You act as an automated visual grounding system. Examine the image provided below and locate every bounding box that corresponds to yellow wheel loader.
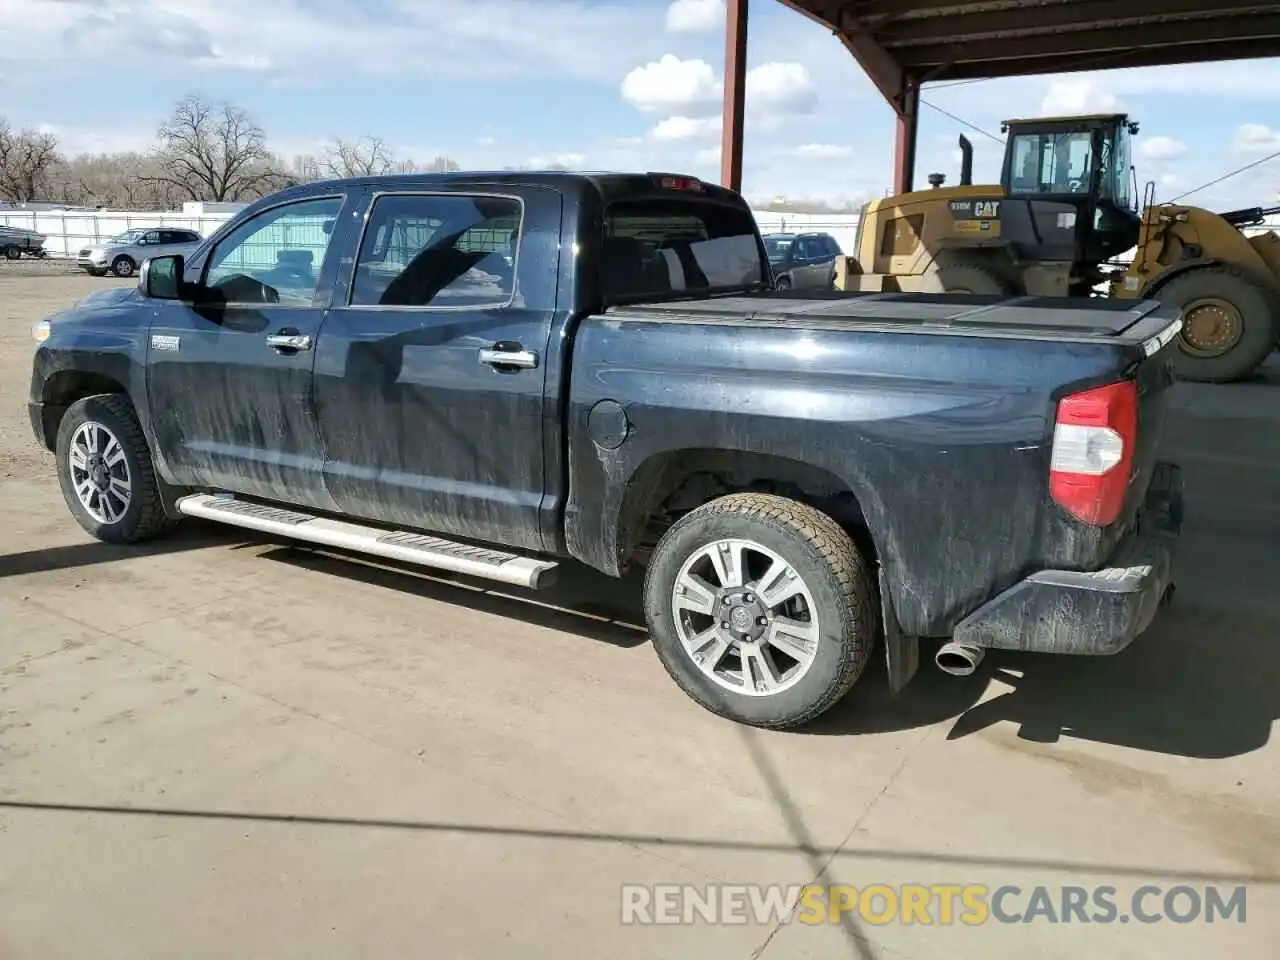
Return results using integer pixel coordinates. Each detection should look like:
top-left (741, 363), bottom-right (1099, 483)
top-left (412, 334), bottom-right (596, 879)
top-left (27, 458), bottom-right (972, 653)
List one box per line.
top-left (836, 113), bottom-right (1280, 382)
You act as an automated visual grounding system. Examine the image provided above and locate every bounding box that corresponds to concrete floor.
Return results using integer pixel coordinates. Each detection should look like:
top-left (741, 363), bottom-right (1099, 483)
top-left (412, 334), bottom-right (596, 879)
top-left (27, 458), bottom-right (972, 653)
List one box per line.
top-left (1, 270), bottom-right (1277, 959)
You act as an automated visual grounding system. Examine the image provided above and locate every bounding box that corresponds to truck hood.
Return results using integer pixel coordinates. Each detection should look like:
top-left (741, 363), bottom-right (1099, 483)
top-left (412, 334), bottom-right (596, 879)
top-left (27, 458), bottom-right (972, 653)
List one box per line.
top-left (76, 286), bottom-right (140, 309)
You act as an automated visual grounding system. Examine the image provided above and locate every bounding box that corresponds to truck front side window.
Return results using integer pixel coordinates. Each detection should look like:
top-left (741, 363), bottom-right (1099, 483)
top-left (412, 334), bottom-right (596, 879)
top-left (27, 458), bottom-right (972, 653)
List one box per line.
top-left (204, 196), bottom-right (344, 305)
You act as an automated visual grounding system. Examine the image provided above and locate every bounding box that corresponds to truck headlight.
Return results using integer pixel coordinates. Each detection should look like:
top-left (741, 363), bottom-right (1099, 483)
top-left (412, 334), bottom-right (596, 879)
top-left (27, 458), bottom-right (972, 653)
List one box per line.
top-left (32, 319), bottom-right (50, 343)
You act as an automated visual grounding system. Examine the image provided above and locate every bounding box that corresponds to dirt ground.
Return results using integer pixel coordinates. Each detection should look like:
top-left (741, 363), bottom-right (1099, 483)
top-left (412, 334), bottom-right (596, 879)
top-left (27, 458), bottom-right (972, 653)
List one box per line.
top-left (1, 271), bottom-right (1278, 959)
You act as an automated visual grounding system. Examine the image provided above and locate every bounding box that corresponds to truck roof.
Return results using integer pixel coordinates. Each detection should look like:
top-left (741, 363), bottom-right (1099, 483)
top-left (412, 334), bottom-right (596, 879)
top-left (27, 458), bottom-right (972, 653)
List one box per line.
top-left (251, 170), bottom-right (749, 211)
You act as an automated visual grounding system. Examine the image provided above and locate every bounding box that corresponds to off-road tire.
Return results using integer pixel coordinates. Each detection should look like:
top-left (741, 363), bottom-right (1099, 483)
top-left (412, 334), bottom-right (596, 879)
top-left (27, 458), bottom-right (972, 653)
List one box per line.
top-left (56, 394), bottom-right (174, 544)
top-left (1154, 266), bottom-right (1277, 383)
top-left (937, 260), bottom-right (1015, 296)
top-left (110, 255), bottom-right (137, 278)
top-left (643, 493), bottom-right (878, 729)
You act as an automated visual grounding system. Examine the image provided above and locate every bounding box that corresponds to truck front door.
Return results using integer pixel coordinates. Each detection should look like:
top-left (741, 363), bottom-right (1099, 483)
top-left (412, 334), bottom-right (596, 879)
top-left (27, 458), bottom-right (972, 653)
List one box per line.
top-left (312, 186), bottom-right (562, 553)
top-left (145, 193), bottom-right (354, 510)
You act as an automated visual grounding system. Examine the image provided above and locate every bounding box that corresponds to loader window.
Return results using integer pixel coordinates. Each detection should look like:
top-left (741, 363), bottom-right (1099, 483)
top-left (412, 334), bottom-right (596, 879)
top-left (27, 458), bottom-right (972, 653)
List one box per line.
top-left (1009, 130), bottom-right (1095, 196)
top-left (1110, 125), bottom-right (1135, 211)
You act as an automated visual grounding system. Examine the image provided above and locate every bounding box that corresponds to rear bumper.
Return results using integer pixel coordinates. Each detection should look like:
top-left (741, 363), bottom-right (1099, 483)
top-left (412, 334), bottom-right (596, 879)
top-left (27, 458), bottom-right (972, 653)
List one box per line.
top-left (952, 461), bottom-right (1183, 656)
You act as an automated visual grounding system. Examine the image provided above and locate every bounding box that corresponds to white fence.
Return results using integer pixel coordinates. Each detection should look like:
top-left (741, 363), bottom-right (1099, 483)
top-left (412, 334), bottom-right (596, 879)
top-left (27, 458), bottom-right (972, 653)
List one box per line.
top-left (0, 206), bottom-right (867, 259)
top-left (3, 205), bottom-right (1276, 263)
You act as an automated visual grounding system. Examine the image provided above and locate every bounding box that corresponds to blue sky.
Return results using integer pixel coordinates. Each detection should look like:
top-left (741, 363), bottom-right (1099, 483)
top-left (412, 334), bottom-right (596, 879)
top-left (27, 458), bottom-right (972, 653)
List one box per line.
top-left (4, 0), bottom-right (1280, 208)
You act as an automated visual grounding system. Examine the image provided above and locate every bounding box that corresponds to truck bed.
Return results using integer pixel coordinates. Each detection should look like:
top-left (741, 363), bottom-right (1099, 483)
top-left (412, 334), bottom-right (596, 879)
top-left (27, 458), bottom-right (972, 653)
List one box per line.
top-left (608, 291), bottom-right (1181, 348)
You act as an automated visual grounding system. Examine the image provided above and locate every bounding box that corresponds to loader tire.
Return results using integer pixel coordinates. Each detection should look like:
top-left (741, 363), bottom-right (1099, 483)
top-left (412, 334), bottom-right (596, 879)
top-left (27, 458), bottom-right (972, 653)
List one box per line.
top-left (936, 261), bottom-right (1015, 296)
top-left (1155, 267), bottom-right (1277, 383)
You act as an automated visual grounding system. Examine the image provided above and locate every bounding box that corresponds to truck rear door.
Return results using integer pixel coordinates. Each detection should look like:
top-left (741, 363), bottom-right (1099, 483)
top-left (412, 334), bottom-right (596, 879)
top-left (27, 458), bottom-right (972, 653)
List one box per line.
top-left (311, 183), bottom-right (564, 553)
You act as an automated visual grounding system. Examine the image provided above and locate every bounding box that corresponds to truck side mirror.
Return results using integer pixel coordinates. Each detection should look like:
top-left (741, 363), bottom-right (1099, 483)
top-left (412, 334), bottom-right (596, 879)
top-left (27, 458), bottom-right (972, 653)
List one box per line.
top-left (139, 254), bottom-right (185, 300)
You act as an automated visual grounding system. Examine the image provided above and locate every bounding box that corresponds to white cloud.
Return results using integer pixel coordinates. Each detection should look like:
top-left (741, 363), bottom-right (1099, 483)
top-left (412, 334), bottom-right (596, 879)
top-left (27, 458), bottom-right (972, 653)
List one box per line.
top-left (33, 123), bottom-right (157, 157)
top-left (477, 136), bottom-right (496, 146)
top-left (1040, 79), bottom-right (1119, 116)
top-left (1233, 124), bottom-right (1280, 155)
top-left (0, 0), bottom-right (668, 84)
top-left (747, 62), bottom-right (817, 116)
top-left (665, 0), bottom-right (723, 33)
top-left (622, 55), bottom-right (722, 114)
top-left (650, 116), bottom-right (721, 141)
top-left (790, 143), bottom-right (853, 160)
top-left (624, 56), bottom-right (816, 139)
top-left (527, 152), bottom-right (586, 169)
top-left (694, 145), bottom-right (722, 166)
top-left (1136, 136), bottom-right (1187, 162)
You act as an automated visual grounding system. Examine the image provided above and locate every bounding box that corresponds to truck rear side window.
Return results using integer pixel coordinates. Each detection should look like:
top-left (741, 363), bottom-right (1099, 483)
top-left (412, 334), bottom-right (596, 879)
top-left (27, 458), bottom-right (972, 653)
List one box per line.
top-left (350, 194), bottom-right (523, 308)
top-left (602, 199), bottom-right (764, 301)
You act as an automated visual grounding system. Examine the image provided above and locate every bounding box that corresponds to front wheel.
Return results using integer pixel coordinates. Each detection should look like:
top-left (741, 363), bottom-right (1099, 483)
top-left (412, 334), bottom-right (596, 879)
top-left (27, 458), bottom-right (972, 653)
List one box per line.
top-left (111, 255), bottom-right (136, 278)
top-left (1156, 266), bottom-right (1277, 382)
top-left (3, 245), bottom-right (21, 260)
top-left (643, 493), bottom-right (878, 729)
top-left (774, 276), bottom-right (792, 292)
top-left (55, 394), bottom-right (174, 543)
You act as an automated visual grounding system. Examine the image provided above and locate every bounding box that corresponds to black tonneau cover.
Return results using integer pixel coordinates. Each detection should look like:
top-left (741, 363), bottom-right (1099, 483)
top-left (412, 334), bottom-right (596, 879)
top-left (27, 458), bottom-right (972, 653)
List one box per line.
top-left (609, 291), bottom-right (1181, 347)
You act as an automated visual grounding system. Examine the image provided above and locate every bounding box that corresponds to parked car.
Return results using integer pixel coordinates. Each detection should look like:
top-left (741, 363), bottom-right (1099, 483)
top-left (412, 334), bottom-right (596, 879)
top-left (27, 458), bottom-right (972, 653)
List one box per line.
top-left (77, 227), bottom-right (204, 278)
top-left (29, 171), bottom-right (1184, 729)
top-left (1, 224), bottom-right (48, 260)
top-left (763, 231), bottom-right (843, 290)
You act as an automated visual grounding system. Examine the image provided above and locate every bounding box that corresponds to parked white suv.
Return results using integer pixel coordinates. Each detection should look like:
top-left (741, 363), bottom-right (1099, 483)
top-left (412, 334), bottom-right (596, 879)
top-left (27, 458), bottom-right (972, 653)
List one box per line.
top-left (78, 228), bottom-right (203, 278)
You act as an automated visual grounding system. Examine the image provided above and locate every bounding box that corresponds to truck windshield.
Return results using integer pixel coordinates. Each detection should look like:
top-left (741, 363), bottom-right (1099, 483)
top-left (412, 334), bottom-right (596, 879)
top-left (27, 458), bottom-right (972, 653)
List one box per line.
top-left (602, 199), bottom-right (766, 302)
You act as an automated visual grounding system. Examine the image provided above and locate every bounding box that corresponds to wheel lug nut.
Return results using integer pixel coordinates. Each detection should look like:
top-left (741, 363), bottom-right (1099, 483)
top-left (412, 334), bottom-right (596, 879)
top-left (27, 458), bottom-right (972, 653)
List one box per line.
top-left (722, 596), bottom-right (732, 606)
top-left (721, 621), bottom-right (730, 629)
top-left (743, 593), bottom-right (754, 603)
top-left (757, 616), bottom-right (768, 626)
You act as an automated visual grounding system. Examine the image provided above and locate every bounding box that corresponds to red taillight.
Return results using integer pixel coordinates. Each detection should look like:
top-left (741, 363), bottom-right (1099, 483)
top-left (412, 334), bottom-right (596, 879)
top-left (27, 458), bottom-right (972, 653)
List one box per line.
top-left (1049, 380), bottom-right (1138, 526)
top-left (651, 173), bottom-right (704, 192)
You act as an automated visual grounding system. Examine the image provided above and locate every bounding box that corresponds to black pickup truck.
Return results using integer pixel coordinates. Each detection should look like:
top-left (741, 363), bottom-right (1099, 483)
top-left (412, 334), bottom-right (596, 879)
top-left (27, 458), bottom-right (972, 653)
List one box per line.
top-left (29, 171), bottom-right (1185, 729)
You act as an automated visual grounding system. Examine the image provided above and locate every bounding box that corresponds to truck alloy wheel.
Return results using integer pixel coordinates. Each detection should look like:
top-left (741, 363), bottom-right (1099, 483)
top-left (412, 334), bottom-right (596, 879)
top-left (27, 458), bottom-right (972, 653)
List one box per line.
top-left (643, 493), bottom-right (877, 729)
top-left (55, 394), bottom-right (173, 543)
top-left (67, 420), bottom-right (133, 524)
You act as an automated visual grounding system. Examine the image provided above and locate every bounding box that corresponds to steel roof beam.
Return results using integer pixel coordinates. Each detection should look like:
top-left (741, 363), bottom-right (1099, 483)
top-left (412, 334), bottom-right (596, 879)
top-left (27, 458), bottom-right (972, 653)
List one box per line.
top-left (878, 0), bottom-right (1278, 48)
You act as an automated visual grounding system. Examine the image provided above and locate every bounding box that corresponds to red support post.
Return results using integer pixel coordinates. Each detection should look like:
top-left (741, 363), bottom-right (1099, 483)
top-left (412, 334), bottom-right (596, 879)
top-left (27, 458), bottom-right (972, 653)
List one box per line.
top-left (893, 77), bottom-right (920, 195)
top-left (720, 0), bottom-right (749, 193)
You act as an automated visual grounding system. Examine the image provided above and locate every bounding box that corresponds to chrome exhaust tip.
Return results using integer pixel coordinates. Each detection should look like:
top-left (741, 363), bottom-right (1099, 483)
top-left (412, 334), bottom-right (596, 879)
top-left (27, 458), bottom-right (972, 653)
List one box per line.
top-left (935, 642), bottom-right (985, 678)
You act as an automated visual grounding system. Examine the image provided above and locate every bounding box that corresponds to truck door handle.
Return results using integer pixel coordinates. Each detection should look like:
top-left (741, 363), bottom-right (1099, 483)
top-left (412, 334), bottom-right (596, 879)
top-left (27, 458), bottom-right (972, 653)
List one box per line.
top-left (479, 346), bottom-right (538, 370)
top-left (266, 333), bottom-right (313, 352)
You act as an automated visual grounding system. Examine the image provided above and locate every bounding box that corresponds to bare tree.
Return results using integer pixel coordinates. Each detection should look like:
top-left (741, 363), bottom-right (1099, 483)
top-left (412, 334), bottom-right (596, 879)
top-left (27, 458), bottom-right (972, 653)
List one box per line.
top-left (0, 118), bottom-right (62, 203)
top-left (145, 94), bottom-right (284, 202)
top-left (421, 155), bottom-right (461, 173)
top-left (320, 136), bottom-right (395, 178)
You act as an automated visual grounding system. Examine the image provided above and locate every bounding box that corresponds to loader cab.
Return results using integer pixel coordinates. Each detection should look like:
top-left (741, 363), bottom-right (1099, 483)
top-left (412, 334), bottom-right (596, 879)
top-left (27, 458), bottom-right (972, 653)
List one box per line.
top-left (1001, 113), bottom-right (1143, 264)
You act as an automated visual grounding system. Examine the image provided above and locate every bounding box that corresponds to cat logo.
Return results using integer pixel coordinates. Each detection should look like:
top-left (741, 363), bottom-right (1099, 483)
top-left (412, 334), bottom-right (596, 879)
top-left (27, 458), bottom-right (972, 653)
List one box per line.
top-left (974, 200), bottom-right (1001, 219)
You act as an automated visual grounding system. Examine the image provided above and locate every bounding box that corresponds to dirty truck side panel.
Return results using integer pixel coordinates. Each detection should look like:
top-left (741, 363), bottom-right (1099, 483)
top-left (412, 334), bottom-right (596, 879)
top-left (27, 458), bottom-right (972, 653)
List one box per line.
top-left (564, 314), bottom-right (1133, 637)
top-left (144, 191), bottom-right (361, 511)
top-left (311, 184), bottom-right (565, 554)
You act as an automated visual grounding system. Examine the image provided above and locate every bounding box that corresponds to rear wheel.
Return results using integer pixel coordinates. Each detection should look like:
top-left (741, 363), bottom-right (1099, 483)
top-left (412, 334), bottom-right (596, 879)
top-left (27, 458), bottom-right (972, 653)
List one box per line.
top-left (1155, 266), bottom-right (1277, 382)
top-left (3, 245), bottom-right (21, 260)
top-left (775, 276), bottom-right (792, 292)
top-left (643, 493), bottom-right (877, 729)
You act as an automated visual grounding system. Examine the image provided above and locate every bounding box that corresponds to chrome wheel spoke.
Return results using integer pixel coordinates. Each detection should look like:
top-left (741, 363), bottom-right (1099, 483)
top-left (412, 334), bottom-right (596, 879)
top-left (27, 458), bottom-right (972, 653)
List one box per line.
top-left (709, 540), bottom-right (747, 589)
top-left (756, 559), bottom-right (803, 609)
top-left (766, 617), bottom-right (819, 663)
top-left (686, 626), bottom-right (730, 673)
top-left (741, 645), bottom-right (781, 694)
top-left (102, 437), bottom-right (126, 468)
top-left (70, 445), bottom-right (88, 471)
top-left (674, 572), bottom-right (718, 616)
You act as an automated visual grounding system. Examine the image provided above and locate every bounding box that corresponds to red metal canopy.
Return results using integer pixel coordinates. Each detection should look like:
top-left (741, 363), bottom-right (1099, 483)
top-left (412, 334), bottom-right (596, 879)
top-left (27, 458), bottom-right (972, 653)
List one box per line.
top-left (721, 0), bottom-right (1280, 195)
